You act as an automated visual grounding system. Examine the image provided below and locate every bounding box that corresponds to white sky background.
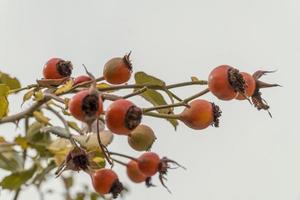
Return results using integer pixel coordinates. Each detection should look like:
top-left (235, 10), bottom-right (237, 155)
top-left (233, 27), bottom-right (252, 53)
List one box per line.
top-left (0, 0), bottom-right (299, 199)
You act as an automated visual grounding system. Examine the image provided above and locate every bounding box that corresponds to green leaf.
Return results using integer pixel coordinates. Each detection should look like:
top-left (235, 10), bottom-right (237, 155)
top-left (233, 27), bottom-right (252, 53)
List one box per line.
top-left (32, 160), bottom-right (56, 185)
top-left (27, 122), bottom-right (45, 141)
top-left (33, 111), bottom-right (50, 125)
top-left (134, 72), bottom-right (178, 129)
top-left (0, 71), bottom-right (21, 90)
top-left (14, 136), bottom-right (29, 149)
top-left (22, 89), bottom-right (34, 105)
top-left (0, 151), bottom-right (23, 172)
top-left (67, 121), bottom-right (81, 133)
top-left (62, 176), bottom-right (74, 189)
top-left (0, 84), bottom-right (9, 118)
top-left (0, 165), bottom-right (36, 190)
top-left (26, 122), bottom-right (52, 157)
top-left (0, 138), bottom-right (23, 171)
top-left (41, 126), bottom-right (71, 139)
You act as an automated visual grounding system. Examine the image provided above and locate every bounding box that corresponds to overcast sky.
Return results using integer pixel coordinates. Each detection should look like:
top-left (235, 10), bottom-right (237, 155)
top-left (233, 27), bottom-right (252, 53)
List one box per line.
top-left (0, 0), bottom-right (299, 200)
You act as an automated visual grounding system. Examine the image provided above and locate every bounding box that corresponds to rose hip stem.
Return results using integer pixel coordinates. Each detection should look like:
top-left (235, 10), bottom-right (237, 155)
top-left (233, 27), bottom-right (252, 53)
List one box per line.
top-left (109, 152), bottom-right (138, 161)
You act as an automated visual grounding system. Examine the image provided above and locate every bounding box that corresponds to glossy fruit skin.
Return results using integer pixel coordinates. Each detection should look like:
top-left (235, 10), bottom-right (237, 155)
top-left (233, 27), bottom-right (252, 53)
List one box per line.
top-left (180, 99), bottom-right (214, 130)
top-left (103, 57), bottom-right (131, 84)
top-left (43, 58), bottom-right (72, 79)
top-left (68, 90), bottom-right (103, 123)
top-left (127, 160), bottom-right (147, 183)
top-left (105, 99), bottom-right (141, 135)
top-left (236, 72), bottom-right (256, 100)
top-left (74, 75), bottom-right (92, 85)
top-left (208, 65), bottom-right (237, 100)
top-left (92, 169), bottom-right (118, 195)
top-left (128, 124), bottom-right (156, 151)
top-left (138, 152), bottom-right (160, 177)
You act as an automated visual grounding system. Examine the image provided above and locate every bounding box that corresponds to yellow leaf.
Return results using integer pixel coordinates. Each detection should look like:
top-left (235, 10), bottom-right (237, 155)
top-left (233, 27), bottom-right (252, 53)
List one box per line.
top-left (0, 71), bottom-right (21, 90)
top-left (22, 89), bottom-right (34, 104)
top-left (64, 98), bottom-right (70, 109)
top-left (0, 84), bottom-right (9, 118)
top-left (34, 90), bottom-right (44, 101)
top-left (0, 136), bottom-right (6, 143)
top-left (62, 109), bottom-right (71, 116)
top-left (191, 76), bottom-right (200, 82)
top-left (55, 79), bottom-right (74, 95)
top-left (67, 121), bottom-right (81, 133)
top-left (96, 83), bottom-right (116, 93)
top-left (14, 136), bottom-right (29, 150)
top-left (33, 111), bottom-right (50, 125)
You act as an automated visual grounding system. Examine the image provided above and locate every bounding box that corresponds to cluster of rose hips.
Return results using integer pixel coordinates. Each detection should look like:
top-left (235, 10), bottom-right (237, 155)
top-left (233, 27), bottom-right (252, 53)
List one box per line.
top-left (41, 54), bottom-right (279, 198)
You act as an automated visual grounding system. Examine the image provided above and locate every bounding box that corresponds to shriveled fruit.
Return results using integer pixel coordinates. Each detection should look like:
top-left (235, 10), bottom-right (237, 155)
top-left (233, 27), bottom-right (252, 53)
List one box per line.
top-left (73, 75), bottom-right (92, 85)
top-left (179, 99), bottom-right (221, 130)
top-left (137, 152), bottom-right (160, 177)
top-left (92, 169), bottom-right (123, 198)
top-left (208, 65), bottom-right (245, 100)
top-left (127, 160), bottom-right (147, 183)
top-left (137, 152), bottom-right (185, 192)
top-left (103, 53), bottom-right (132, 84)
top-left (235, 72), bottom-right (256, 100)
top-left (105, 99), bottom-right (142, 135)
top-left (128, 124), bottom-right (156, 151)
top-left (68, 89), bottom-right (103, 124)
top-left (43, 58), bottom-right (73, 79)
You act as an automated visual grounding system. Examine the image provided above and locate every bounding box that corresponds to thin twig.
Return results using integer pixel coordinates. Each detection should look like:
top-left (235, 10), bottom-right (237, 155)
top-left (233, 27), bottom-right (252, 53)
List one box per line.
top-left (109, 152), bottom-right (138, 161)
top-left (45, 105), bottom-right (77, 146)
top-left (0, 96), bottom-right (51, 124)
top-left (143, 88), bottom-right (210, 113)
top-left (143, 112), bottom-right (181, 119)
top-left (123, 87), bottom-right (147, 99)
top-left (96, 119), bottom-right (113, 165)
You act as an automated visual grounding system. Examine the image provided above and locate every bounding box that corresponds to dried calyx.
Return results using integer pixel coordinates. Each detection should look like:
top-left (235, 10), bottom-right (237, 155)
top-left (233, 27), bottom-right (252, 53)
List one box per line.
top-left (125, 105), bottom-right (142, 130)
top-left (251, 70), bottom-right (281, 116)
top-left (157, 157), bottom-right (186, 193)
top-left (82, 94), bottom-right (100, 117)
top-left (123, 51), bottom-right (133, 71)
top-left (55, 147), bottom-right (90, 177)
top-left (212, 103), bottom-right (222, 127)
top-left (110, 180), bottom-right (124, 199)
top-left (57, 60), bottom-right (73, 77)
top-left (228, 67), bottom-right (246, 94)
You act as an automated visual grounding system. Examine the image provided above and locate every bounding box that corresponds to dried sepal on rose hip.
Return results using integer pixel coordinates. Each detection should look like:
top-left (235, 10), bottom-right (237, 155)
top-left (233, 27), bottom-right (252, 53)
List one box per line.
top-left (128, 124), bottom-right (156, 151)
top-left (105, 99), bottom-right (142, 135)
top-left (179, 99), bottom-right (222, 130)
top-left (137, 152), bottom-right (185, 192)
top-left (92, 168), bottom-right (124, 199)
top-left (248, 70), bottom-right (281, 116)
top-left (208, 65), bottom-right (246, 100)
top-left (43, 58), bottom-right (73, 79)
top-left (103, 52), bottom-right (132, 85)
top-left (55, 146), bottom-right (90, 176)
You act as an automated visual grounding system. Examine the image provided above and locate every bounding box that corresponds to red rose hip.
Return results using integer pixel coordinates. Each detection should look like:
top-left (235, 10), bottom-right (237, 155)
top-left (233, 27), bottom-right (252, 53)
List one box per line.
top-left (92, 169), bottom-right (123, 198)
top-left (43, 58), bottom-right (73, 79)
top-left (208, 65), bottom-right (245, 100)
top-left (103, 53), bottom-right (132, 84)
top-left (68, 89), bottom-right (103, 124)
top-left (105, 99), bottom-right (142, 135)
